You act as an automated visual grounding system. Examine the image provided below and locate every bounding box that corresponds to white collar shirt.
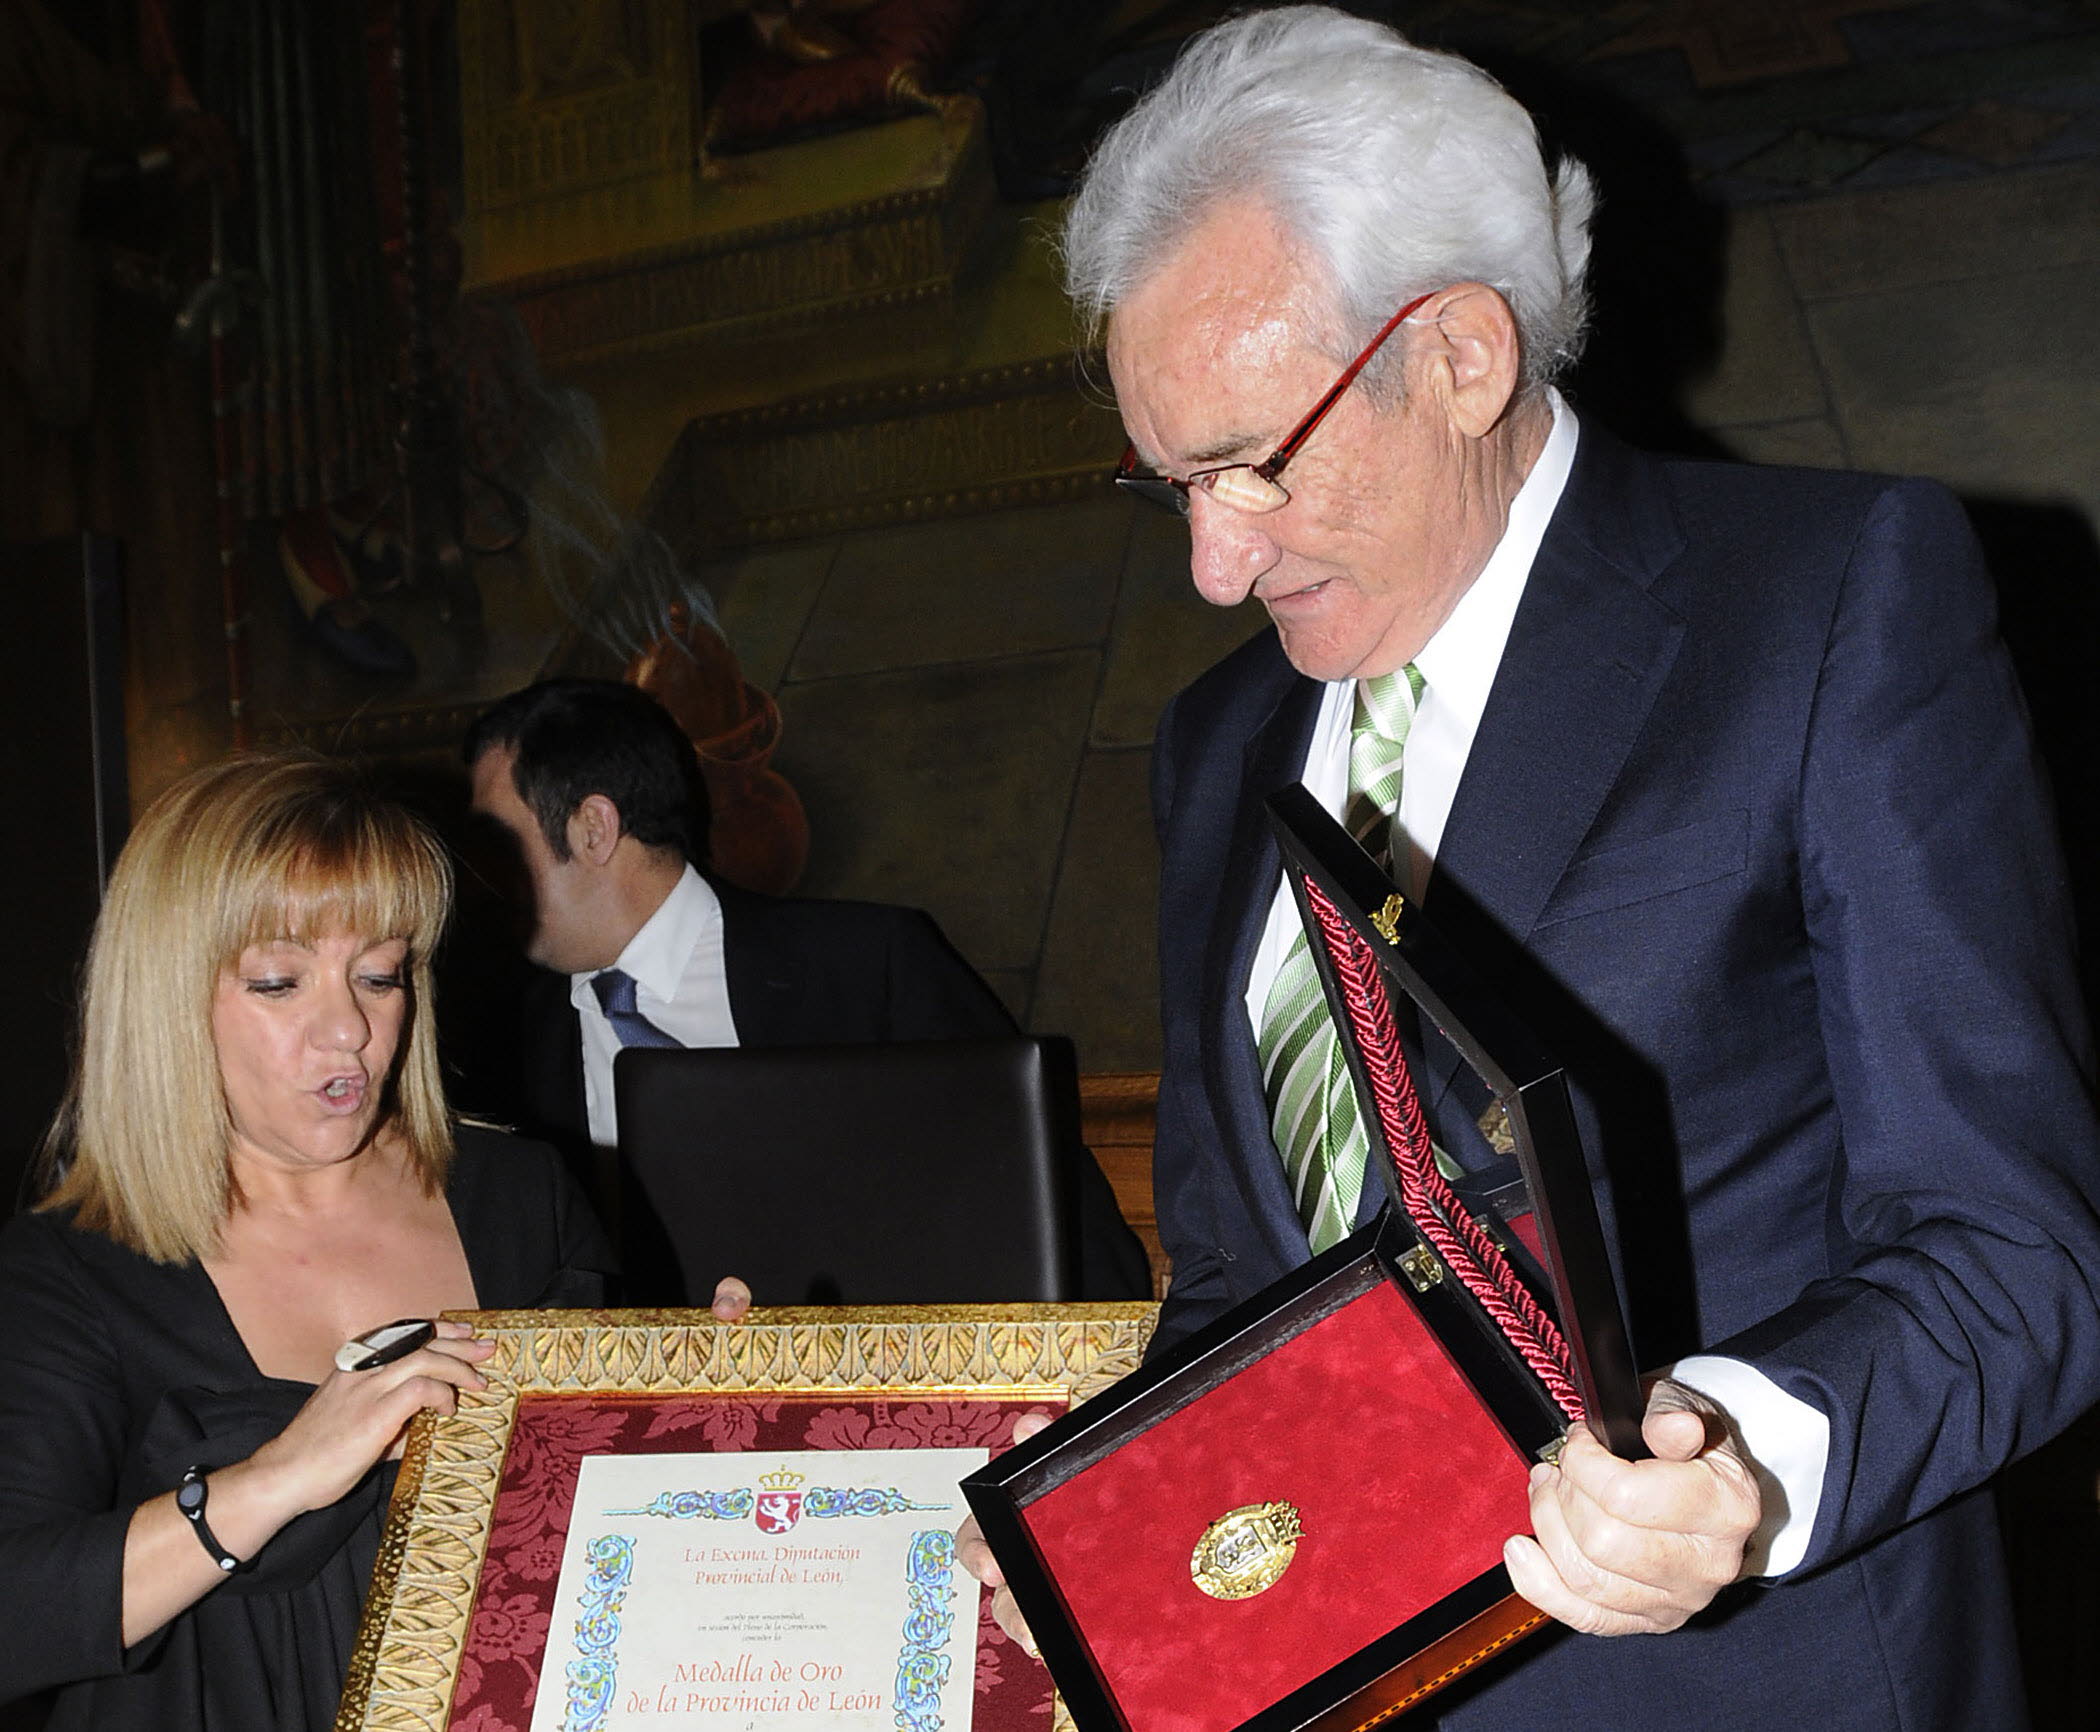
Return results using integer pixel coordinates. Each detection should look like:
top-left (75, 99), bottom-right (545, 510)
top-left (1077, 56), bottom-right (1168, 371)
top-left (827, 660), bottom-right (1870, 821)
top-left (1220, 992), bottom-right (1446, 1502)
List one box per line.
top-left (571, 863), bottom-right (738, 1148)
top-left (1242, 388), bottom-right (1577, 1028)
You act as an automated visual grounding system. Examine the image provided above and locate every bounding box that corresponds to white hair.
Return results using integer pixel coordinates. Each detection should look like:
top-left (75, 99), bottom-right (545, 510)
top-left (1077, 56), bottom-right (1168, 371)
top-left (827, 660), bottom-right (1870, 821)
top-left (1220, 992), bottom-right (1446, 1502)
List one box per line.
top-left (1063, 6), bottom-right (1596, 388)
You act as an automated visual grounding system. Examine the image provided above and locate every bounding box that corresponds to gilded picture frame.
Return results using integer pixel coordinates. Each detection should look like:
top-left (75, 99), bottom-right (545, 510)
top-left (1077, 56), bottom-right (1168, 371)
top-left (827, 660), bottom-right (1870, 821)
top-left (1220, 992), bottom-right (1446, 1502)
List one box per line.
top-left (335, 1303), bottom-right (1157, 1732)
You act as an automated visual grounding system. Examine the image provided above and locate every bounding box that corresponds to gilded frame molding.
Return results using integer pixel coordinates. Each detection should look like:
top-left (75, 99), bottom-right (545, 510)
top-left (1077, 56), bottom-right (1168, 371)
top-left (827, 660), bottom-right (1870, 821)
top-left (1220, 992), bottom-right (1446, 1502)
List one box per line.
top-left (335, 1303), bottom-right (1157, 1732)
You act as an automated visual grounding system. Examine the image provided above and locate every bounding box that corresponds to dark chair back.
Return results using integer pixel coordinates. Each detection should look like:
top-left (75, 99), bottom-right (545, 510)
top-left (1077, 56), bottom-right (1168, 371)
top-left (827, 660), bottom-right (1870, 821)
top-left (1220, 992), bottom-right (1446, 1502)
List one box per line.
top-left (612, 1037), bottom-right (1084, 1305)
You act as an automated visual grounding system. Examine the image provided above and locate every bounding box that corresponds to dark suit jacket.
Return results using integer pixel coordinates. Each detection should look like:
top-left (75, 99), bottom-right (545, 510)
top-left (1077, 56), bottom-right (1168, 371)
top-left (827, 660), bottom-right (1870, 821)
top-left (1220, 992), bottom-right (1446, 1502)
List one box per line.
top-left (511, 881), bottom-right (1150, 1302)
top-left (1150, 421), bottom-right (2100, 1728)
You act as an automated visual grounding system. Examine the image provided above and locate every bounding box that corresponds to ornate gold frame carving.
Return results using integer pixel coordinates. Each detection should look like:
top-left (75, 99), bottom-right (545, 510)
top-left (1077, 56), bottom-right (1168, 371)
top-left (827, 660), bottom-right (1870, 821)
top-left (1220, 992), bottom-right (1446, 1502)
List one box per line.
top-left (335, 1303), bottom-right (1156, 1732)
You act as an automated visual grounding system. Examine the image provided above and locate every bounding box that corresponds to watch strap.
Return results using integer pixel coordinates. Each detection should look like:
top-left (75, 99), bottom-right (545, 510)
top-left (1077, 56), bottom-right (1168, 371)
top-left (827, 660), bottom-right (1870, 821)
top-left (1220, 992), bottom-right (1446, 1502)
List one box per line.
top-left (176, 1465), bottom-right (246, 1575)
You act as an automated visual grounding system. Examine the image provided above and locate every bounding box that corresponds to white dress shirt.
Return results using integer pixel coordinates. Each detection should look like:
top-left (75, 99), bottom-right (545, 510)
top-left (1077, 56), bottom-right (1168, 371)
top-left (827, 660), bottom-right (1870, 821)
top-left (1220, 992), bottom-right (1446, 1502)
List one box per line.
top-left (1239, 392), bottom-right (1826, 1575)
top-left (572, 864), bottom-right (739, 1149)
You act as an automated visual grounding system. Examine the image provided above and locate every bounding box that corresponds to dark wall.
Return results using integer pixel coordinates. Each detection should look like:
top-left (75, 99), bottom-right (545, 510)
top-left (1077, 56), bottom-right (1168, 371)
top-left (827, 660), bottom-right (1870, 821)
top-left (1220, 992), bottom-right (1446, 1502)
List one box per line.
top-left (0, 536), bottom-right (127, 1210)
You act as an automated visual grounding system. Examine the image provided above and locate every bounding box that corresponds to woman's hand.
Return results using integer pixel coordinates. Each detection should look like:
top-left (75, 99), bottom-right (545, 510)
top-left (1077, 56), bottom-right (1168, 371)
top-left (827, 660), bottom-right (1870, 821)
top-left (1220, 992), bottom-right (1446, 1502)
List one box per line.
top-left (122, 1321), bottom-right (494, 1648)
top-left (237, 1320), bottom-right (496, 1521)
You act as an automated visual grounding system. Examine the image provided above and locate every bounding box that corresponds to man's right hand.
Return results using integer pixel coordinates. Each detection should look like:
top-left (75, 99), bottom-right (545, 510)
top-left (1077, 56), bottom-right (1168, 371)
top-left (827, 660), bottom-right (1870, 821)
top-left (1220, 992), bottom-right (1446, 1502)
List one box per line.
top-left (955, 1412), bottom-right (1052, 1656)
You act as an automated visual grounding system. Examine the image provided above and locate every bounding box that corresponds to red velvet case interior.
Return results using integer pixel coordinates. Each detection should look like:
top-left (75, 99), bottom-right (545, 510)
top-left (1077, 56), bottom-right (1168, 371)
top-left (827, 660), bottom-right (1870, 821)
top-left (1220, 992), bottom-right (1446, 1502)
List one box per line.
top-left (1018, 1282), bottom-right (1533, 1732)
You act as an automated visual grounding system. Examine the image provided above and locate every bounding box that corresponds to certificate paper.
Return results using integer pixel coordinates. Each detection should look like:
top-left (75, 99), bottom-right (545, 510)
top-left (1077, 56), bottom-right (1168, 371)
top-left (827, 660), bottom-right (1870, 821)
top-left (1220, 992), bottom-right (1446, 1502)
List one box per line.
top-left (531, 1448), bottom-right (988, 1732)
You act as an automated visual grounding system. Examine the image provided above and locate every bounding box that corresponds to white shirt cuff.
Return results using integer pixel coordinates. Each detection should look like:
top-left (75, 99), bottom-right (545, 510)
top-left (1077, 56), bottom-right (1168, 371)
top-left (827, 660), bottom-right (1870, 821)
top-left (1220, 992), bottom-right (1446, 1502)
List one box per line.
top-left (1664, 1354), bottom-right (1830, 1578)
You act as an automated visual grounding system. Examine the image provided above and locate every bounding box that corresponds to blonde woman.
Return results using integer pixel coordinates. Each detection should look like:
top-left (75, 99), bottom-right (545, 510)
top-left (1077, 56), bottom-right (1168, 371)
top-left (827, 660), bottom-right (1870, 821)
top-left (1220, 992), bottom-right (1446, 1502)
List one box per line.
top-left (0, 753), bottom-right (615, 1731)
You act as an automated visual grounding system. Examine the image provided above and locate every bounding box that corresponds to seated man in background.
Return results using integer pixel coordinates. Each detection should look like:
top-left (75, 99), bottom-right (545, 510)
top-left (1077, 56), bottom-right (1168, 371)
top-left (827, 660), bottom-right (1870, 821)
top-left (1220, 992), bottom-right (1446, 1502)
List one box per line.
top-left (464, 678), bottom-right (1150, 1301)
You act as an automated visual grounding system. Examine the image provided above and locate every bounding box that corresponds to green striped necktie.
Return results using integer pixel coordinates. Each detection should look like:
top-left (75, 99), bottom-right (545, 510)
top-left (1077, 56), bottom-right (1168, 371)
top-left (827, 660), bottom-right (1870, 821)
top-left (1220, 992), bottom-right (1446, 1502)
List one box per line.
top-left (1258, 665), bottom-right (1425, 1253)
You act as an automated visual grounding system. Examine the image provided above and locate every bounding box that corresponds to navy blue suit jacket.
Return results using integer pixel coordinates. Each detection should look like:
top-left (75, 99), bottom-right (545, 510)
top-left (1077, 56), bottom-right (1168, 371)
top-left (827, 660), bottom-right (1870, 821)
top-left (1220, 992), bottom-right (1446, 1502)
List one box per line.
top-left (1149, 421), bottom-right (2100, 1727)
top-left (517, 882), bottom-right (1022, 1139)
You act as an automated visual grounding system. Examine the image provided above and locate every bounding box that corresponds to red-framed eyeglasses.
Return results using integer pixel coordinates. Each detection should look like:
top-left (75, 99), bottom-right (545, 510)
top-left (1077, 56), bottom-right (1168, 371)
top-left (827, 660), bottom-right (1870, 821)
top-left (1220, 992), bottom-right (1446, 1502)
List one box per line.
top-left (1115, 289), bottom-right (1437, 517)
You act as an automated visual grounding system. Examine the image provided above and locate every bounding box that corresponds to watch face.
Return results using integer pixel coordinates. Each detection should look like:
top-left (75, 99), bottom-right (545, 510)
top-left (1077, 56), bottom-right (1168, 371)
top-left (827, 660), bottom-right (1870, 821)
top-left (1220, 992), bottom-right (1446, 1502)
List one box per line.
top-left (177, 1476), bottom-right (205, 1515)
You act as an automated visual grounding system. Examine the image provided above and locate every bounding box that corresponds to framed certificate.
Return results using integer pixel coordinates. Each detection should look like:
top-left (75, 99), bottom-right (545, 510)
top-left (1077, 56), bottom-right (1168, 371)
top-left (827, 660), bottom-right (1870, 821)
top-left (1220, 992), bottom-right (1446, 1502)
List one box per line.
top-left (336, 1304), bottom-right (1156, 1732)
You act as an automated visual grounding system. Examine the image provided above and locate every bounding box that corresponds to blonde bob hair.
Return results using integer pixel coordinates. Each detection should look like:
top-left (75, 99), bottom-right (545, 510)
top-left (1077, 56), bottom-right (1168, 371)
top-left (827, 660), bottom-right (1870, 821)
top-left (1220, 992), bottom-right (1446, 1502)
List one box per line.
top-left (41, 751), bottom-right (455, 1263)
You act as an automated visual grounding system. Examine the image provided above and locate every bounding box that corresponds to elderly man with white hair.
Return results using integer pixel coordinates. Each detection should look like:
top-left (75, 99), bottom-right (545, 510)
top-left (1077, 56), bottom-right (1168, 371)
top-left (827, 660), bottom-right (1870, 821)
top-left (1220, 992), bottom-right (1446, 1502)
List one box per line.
top-left (963, 7), bottom-right (2100, 1727)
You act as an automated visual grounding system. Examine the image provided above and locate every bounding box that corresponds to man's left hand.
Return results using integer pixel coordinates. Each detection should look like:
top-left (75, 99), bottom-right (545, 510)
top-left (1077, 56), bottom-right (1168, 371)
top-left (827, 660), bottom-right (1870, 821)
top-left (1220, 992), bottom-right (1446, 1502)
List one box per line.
top-left (1502, 1381), bottom-right (1762, 1636)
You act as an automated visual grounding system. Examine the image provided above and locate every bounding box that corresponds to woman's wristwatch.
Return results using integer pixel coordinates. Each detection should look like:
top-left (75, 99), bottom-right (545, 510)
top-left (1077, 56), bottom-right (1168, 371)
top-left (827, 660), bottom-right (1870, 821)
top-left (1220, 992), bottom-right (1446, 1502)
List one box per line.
top-left (176, 1466), bottom-right (249, 1575)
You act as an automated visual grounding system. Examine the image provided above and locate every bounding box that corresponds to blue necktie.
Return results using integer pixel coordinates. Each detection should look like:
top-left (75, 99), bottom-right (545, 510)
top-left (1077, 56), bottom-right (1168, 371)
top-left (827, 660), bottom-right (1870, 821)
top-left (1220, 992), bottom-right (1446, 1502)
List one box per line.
top-left (590, 968), bottom-right (682, 1049)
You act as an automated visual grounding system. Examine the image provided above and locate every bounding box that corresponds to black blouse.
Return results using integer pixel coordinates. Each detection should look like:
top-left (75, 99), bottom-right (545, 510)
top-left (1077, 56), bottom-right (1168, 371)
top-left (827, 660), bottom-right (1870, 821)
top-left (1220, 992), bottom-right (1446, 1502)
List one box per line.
top-left (0, 1127), bottom-right (614, 1731)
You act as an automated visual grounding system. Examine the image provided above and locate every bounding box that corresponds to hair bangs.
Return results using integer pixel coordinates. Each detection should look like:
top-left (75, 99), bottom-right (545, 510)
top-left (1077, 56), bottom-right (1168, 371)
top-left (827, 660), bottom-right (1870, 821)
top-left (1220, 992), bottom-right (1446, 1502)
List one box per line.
top-left (218, 794), bottom-right (451, 970)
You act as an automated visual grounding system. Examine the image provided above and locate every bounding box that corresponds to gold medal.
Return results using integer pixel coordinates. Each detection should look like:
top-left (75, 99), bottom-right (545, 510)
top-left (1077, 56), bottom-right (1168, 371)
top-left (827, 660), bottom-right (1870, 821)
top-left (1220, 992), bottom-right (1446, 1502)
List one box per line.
top-left (1190, 1501), bottom-right (1304, 1600)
